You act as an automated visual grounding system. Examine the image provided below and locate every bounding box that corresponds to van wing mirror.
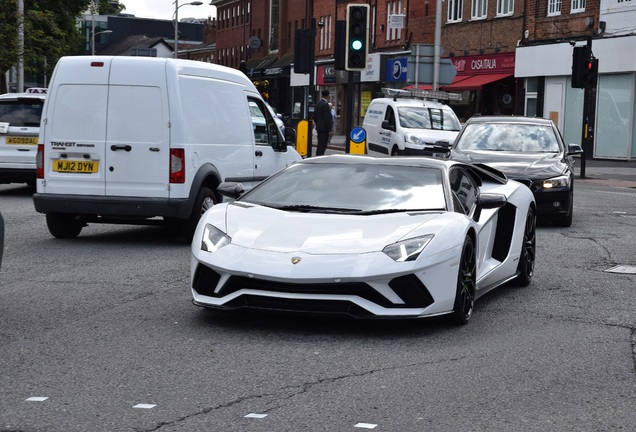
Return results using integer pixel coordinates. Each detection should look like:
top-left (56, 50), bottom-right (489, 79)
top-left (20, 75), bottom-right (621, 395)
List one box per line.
top-left (285, 127), bottom-right (296, 146)
top-left (217, 182), bottom-right (245, 200)
top-left (381, 120), bottom-right (396, 132)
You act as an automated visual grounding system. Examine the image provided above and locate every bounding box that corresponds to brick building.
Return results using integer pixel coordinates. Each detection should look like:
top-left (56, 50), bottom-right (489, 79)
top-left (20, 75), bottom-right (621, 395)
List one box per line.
top-left (209, 0), bottom-right (634, 159)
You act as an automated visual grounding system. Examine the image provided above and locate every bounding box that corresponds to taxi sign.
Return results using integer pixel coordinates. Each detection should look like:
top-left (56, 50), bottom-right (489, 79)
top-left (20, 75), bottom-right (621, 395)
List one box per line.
top-left (26, 87), bottom-right (47, 94)
top-left (350, 127), bottom-right (366, 144)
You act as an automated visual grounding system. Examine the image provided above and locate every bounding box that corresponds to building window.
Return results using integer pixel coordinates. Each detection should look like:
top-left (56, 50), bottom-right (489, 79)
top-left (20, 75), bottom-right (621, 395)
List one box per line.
top-left (472, 0), bottom-right (488, 20)
top-left (548, 0), bottom-right (562, 16)
top-left (447, 0), bottom-right (463, 22)
top-left (269, 0), bottom-right (279, 52)
top-left (524, 77), bottom-right (538, 117)
top-left (496, 0), bottom-right (514, 16)
top-left (387, 0), bottom-right (403, 42)
top-left (130, 48), bottom-right (157, 57)
top-left (571, 0), bottom-right (585, 12)
top-left (319, 15), bottom-right (332, 51)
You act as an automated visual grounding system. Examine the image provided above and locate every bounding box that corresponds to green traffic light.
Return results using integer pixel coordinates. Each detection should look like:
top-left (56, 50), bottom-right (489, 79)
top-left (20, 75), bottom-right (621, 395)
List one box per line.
top-left (351, 39), bottom-right (363, 51)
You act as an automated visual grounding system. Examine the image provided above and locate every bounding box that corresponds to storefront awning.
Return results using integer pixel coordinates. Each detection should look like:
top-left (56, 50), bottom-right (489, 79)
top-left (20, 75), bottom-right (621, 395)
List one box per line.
top-left (441, 73), bottom-right (512, 91)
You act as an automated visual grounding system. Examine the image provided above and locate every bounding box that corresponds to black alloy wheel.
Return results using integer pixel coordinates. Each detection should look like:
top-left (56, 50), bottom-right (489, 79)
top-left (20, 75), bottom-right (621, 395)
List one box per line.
top-left (515, 207), bottom-right (536, 286)
top-left (450, 235), bottom-right (476, 325)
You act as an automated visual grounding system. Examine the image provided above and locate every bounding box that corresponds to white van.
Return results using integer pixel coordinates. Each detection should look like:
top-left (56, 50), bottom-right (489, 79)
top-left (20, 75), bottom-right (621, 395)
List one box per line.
top-left (0, 88), bottom-right (46, 185)
top-left (33, 56), bottom-right (300, 239)
top-left (363, 94), bottom-right (461, 157)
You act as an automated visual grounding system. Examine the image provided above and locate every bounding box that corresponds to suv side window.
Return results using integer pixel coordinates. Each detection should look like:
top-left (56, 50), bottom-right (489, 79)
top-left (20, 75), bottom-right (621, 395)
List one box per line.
top-left (449, 167), bottom-right (478, 216)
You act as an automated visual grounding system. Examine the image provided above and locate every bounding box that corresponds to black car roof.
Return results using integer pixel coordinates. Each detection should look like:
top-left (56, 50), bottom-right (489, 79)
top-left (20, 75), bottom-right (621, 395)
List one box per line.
top-left (465, 115), bottom-right (554, 126)
top-left (297, 154), bottom-right (508, 185)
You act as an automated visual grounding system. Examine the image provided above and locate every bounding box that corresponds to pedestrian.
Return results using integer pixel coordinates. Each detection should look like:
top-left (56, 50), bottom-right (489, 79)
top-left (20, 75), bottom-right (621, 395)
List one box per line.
top-left (328, 103), bottom-right (336, 145)
top-left (314, 89), bottom-right (333, 156)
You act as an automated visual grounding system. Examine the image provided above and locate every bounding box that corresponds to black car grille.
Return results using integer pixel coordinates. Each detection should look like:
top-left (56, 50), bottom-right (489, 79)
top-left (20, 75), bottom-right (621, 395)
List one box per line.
top-left (192, 264), bottom-right (434, 311)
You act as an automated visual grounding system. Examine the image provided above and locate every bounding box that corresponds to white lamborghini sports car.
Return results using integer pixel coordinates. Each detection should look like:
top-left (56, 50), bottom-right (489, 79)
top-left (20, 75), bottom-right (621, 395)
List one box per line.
top-left (191, 155), bottom-right (536, 324)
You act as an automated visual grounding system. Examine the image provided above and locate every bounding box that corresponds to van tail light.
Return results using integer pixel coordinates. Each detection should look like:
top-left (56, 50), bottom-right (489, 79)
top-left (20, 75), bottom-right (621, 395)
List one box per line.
top-left (170, 148), bottom-right (185, 184)
top-left (36, 144), bottom-right (44, 179)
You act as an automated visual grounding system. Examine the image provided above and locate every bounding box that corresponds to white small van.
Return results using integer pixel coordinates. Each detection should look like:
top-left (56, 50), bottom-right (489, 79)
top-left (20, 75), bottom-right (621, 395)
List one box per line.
top-left (33, 56), bottom-right (300, 239)
top-left (363, 95), bottom-right (461, 157)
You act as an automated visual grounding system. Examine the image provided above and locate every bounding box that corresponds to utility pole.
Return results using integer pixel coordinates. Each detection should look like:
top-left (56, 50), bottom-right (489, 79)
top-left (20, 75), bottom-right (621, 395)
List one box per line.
top-left (17, 0), bottom-right (24, 92)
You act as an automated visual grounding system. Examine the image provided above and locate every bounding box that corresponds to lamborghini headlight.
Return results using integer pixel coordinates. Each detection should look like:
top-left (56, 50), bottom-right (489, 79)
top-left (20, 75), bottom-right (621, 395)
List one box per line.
top-left (383, 234), bottom-right (434, 262)
top-left (404, 133), bottom-right (426, 146)
top-left (541, 175), bottom-right (570, 189)
top-left (201, 224), bottom-right (231, 253)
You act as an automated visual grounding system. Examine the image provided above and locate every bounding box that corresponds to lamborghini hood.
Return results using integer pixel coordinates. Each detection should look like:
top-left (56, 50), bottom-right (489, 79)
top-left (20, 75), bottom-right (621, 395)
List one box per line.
top-left (219, 203), bottom-right (442, 254)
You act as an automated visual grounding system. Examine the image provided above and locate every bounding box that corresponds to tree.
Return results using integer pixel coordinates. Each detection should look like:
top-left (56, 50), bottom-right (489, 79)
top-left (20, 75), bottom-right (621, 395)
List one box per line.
top-left (0, 0), bottom-right (126, 93)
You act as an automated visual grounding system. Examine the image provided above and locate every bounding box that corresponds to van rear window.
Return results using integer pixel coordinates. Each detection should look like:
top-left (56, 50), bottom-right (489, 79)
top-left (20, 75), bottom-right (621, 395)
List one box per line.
top-left (0, 100), bottom-right (44, 127)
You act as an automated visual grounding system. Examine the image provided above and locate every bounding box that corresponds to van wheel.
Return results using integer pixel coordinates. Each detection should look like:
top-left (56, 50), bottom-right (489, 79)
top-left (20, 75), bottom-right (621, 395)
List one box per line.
top-left (391, 146), bottom-right (399, 156)
top-left (182, 186), bottom-right (217, 239)
top-left (46, 213), bottom-right (83, 239)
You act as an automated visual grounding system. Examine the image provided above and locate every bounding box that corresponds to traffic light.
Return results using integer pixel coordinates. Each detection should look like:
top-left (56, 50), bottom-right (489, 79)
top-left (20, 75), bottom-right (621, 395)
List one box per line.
top-left (583, 57), bottom-right (598, 87)
top-left (294, 28), bottom-right (312, 74)
top-left (571, 46), bottom-right (598, 88)
top-left (345, 4), bottom-right (369, 71)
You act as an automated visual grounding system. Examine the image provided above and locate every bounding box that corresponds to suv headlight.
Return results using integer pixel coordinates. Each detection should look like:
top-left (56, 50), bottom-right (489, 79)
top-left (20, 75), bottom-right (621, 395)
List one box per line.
top-left (383, 234), bottom-right (434, 262)
top-left (540, 175), bottom-right (571, 189)
top-left (404, 133), bottom-right (427, 146)
top-left (201, 224), bottom-right (231, 253)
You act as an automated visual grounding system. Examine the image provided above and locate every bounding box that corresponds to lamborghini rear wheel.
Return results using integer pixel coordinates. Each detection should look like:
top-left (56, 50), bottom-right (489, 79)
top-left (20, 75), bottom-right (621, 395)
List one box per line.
top-left (450, 236), bottom-right (476, 325)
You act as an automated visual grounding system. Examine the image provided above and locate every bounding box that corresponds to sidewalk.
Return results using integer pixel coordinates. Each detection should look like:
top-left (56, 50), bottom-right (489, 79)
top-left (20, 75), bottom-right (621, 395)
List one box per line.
top-left (322, 134), bottom-right (636, 187)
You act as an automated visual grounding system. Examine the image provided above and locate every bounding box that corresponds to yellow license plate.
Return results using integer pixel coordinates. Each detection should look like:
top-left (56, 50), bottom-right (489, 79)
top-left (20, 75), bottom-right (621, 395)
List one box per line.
top-left (53, 160), bottom-right (99, 173)
top-left (6, 136), bottom-right (38, 145)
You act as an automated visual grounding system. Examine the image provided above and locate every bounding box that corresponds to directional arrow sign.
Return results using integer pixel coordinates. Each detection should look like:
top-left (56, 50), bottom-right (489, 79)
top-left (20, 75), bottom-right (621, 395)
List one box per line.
top-left (350, 127), bottom-right (366, 143)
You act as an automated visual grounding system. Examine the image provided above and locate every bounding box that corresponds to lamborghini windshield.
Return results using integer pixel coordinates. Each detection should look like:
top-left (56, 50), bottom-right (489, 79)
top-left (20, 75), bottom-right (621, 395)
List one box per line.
top-left (239, 162), bottom-right (447, 212)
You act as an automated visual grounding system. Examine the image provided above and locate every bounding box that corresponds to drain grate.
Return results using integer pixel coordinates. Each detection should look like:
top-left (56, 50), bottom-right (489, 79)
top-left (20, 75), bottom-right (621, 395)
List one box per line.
top-left (605, 265), bottom-right (636, 274)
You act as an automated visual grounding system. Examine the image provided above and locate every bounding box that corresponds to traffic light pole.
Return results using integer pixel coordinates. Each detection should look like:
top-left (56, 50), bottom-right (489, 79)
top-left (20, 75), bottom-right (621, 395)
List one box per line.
top-left (307, 18), bottom-right (316, 158)
top-left (579, 36), bottom-right (594, 179)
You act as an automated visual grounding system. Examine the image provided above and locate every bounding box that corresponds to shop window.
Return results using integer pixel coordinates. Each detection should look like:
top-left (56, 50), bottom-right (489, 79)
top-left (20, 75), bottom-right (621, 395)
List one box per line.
top-left (524, 77), bottom-right (538, 117)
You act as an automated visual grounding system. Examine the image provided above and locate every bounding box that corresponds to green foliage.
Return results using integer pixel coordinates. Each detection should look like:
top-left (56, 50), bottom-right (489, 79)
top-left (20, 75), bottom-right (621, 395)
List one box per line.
top-left (0, 0), bottom-right (125, 92)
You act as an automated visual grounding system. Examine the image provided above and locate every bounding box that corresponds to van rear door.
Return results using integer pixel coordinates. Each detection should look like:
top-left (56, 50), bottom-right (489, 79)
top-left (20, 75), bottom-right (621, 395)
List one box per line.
top-left (105, 58), bottom-right (170, 197)
top-left (42, 58), bottom-right (110, 196)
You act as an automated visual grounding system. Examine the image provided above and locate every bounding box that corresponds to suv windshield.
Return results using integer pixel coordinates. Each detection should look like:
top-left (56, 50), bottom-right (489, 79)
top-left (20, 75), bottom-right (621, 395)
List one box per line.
top-left (0, 99), bottom-right (43, 127)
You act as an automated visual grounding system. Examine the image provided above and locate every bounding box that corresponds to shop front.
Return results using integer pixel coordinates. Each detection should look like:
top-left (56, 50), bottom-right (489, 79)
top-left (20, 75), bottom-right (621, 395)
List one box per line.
top-left (443, 52), bottom-right (517, 121)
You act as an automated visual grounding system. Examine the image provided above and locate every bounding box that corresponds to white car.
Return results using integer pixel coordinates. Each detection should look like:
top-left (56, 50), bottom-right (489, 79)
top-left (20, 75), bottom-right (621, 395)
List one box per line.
top-left (191, 154), bottom-right (536, 324)
top-left (0, 88), bottom-right (46, 185)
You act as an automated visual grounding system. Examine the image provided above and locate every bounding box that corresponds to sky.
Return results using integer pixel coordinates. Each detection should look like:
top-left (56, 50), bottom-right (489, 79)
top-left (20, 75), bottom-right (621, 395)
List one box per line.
top-left (123, 1), bottom-right (216, 21)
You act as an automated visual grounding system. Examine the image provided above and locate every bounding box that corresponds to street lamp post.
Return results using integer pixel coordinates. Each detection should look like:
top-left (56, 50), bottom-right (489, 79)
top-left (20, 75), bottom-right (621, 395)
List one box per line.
top-left (174, 1), bottom-right (203, 59)
top-left (91, 29), bottom-right (113, 55)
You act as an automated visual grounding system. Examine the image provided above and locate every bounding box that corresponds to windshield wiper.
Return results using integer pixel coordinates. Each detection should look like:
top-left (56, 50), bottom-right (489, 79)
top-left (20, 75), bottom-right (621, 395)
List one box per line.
top-left (271, 204), bottom-right (362, 213)
top-left (355, 208), bottom-right (444, 215)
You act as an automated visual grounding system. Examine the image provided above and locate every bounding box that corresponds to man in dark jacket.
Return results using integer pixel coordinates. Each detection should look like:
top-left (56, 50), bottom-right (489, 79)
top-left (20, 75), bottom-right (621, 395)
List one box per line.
top-left (314, 89), bottom-right (334, 156)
